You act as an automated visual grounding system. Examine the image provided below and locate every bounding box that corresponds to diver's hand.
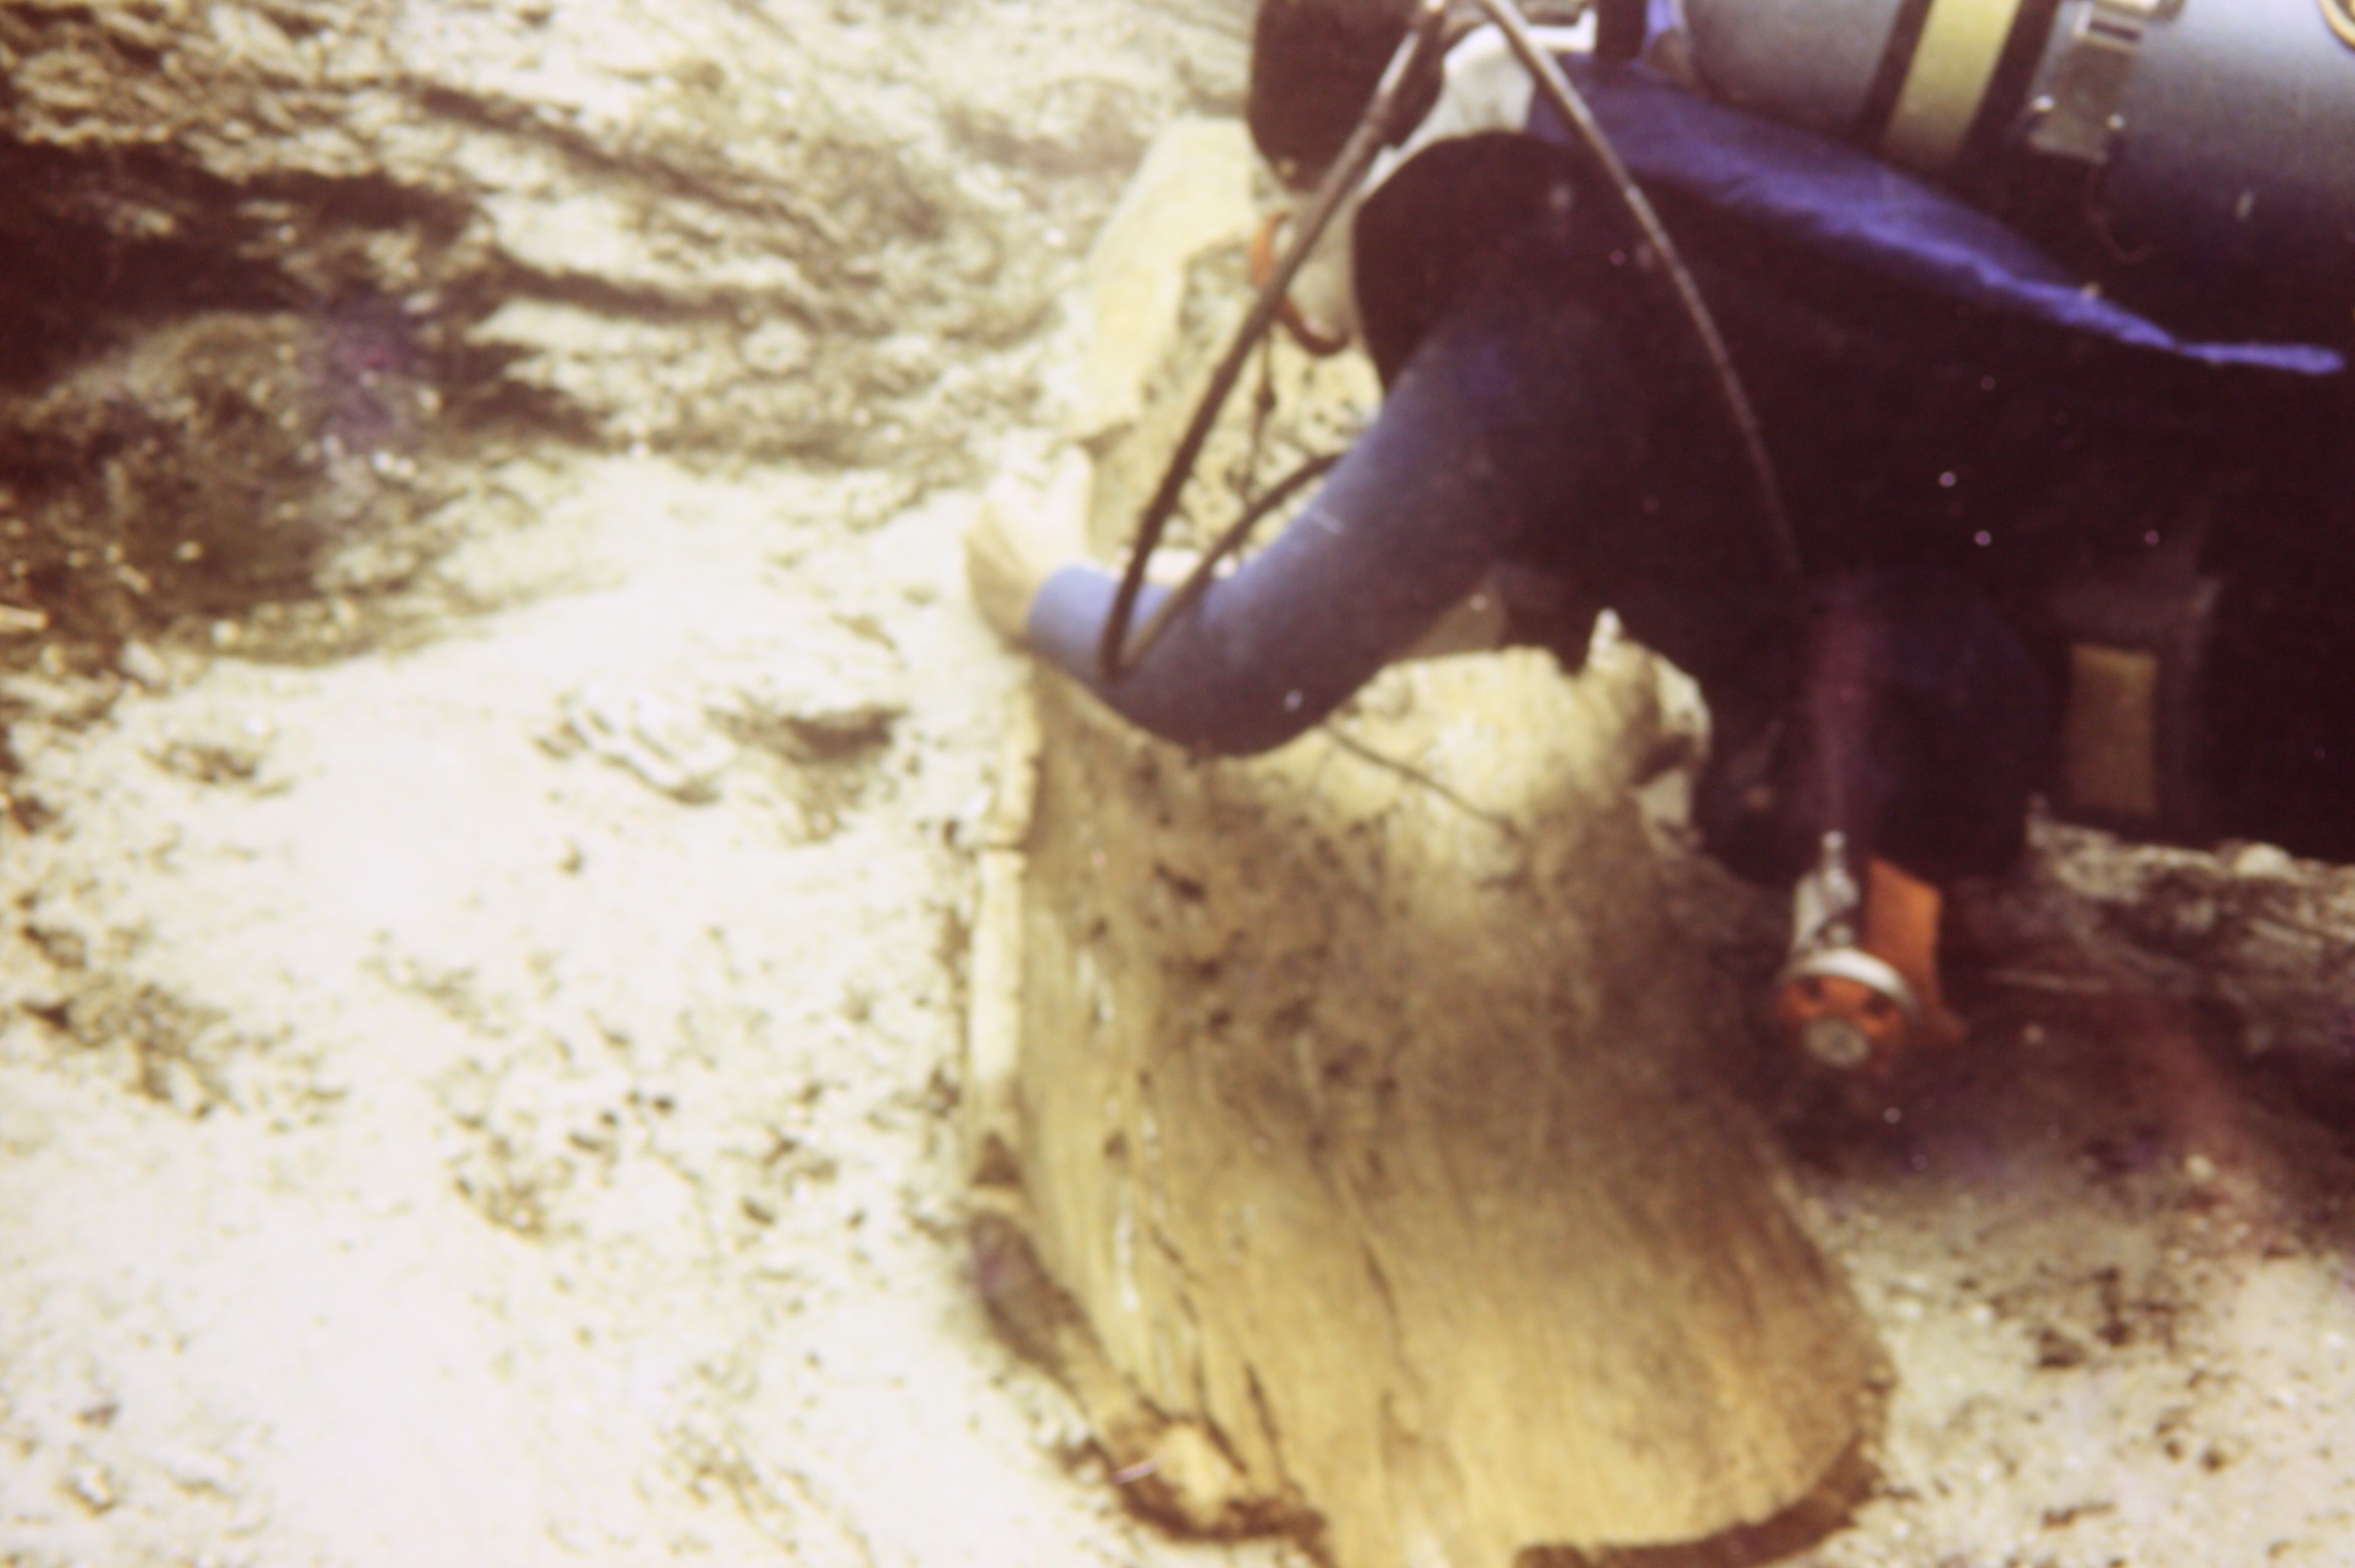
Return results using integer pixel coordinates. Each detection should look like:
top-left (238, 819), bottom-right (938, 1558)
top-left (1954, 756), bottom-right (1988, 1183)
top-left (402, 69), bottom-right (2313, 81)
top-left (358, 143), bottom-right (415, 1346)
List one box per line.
top-left (964, 455), bottom-right (1092, 647)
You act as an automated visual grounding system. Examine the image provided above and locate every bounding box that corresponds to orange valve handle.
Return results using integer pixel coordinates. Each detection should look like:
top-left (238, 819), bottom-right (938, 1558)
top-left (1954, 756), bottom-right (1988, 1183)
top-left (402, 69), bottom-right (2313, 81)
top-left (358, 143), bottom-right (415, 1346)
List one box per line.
top-left (1862, 856), bottom-right (1964, 1051)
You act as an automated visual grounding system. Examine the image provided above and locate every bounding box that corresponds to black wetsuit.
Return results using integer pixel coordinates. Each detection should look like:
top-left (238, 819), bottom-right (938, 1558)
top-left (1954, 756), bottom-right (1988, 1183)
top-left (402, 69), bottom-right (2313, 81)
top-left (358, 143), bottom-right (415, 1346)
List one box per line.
top-left (1030, 70), bottom-right (2350, 879)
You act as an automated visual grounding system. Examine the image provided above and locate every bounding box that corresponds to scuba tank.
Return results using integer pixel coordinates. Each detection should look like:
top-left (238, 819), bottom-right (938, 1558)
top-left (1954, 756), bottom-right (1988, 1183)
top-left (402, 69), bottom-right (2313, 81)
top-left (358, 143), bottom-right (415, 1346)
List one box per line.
top-left (1680, 0), bottom-right (2355, 338)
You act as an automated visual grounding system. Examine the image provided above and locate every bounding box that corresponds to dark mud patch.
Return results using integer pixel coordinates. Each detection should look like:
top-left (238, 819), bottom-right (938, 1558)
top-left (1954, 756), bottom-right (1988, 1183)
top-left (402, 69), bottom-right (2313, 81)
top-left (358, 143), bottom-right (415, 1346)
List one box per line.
top-left (0, 308), bottom-right (467, 670)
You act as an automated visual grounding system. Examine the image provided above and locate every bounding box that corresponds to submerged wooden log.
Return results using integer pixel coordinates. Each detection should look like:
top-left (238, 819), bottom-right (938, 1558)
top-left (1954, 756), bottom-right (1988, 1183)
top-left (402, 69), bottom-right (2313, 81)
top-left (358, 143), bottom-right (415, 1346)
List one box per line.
top-left (968, 640), bottom-right (1888, 1568)
top-left (1952, 821), bottom-right (2355, 1059)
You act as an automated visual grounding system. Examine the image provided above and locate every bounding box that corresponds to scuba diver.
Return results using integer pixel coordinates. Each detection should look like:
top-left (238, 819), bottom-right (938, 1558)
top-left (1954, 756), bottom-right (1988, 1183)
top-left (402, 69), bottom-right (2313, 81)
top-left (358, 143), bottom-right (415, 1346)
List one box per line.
top-left (966, 0), bottom-right (2355, 1078)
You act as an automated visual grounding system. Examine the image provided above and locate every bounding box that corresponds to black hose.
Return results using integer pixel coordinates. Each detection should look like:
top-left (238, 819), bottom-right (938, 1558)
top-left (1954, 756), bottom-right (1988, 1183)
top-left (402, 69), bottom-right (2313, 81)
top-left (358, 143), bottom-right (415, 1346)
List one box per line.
top-left (1104, 451), bottom-right (1344, 670)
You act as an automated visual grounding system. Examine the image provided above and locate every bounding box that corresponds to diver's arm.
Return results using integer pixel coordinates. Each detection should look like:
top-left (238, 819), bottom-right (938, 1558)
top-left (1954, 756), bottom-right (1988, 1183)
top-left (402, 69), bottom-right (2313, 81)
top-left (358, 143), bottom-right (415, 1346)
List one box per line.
top-left (1014, 279), bottom-right (1638, 755)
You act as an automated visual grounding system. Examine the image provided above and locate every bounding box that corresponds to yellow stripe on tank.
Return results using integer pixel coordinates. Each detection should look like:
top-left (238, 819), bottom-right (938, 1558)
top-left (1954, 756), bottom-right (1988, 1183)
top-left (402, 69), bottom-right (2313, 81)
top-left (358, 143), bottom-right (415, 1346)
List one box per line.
top-left (1884, 0), bottom-right (2026, 171)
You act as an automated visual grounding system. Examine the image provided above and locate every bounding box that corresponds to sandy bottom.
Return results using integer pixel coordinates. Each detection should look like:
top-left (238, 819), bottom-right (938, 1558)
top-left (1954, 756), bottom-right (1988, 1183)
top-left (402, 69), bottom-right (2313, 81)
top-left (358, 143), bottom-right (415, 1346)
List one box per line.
top-left (1, 444), bottom-right (2351, 1566)
top-left (0, 448), bottom-right (1296, 1567)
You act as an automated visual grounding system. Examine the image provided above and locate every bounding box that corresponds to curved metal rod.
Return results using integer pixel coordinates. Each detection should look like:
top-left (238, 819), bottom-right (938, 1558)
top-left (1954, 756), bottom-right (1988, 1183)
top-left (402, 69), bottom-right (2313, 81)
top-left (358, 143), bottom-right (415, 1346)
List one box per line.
top-left (1460, 0), bottom-right (1799, 589)
top-left (1097, 0), bottom-right (1453, 683)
